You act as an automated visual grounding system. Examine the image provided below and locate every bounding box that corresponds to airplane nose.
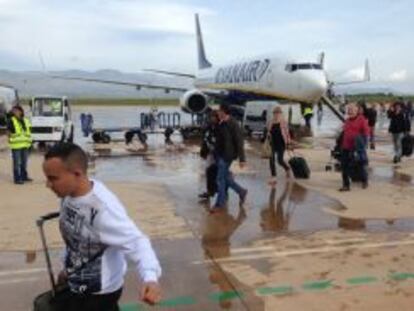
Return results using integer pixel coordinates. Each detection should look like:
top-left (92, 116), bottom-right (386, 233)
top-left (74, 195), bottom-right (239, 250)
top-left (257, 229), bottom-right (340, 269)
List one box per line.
top-left (304, 73), bottom-right (328, 101)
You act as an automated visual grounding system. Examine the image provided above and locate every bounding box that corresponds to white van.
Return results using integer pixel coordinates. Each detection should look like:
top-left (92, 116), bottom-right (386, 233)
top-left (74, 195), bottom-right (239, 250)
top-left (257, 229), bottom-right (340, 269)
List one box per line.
top-left (30, 96), bottom-right (74, 143)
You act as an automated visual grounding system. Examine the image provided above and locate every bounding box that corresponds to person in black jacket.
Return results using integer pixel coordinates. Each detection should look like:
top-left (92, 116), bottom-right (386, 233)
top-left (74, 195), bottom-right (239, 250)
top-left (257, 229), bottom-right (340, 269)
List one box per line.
top-left (388, 102), bottom-right (410, 163)
top-left (212, 104), bottom-right (247, 211)
top-left (364, 103), bottom-right (378, 150)
top-left (199, 110), bottom-right (219, 201)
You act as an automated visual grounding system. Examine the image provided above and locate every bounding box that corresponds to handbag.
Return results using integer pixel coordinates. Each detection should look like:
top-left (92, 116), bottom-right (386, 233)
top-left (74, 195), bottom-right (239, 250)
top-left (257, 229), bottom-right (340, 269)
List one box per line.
top-left (262, 134), bottom-right (272, 158)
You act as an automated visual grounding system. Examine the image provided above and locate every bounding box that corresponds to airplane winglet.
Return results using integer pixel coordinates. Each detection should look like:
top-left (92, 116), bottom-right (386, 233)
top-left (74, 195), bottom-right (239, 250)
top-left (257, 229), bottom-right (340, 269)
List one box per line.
top-left (195, 14), bottom-right (212, 70)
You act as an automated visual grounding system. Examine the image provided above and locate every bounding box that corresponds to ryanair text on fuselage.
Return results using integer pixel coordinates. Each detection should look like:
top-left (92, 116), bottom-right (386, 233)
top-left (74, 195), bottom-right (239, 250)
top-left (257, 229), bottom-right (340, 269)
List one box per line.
top-left (215, 59), bottom-right (270, 84)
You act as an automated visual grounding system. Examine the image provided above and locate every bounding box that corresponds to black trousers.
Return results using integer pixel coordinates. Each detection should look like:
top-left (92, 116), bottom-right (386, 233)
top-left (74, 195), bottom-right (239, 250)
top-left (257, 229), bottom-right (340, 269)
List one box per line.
top-left (341, 150), bottom-right (367, 187)
top-left (62, 288), bottom-right (122, 311)
top-left (269, 145), bottom-right (289, 177)
top-left (206, 163), bottom-right (218, 195)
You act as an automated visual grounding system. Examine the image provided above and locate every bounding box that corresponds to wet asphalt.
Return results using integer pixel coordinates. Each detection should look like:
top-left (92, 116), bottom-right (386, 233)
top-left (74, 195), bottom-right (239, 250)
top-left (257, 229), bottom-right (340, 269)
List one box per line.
top-left (1, 106), bottom-right (414, 310)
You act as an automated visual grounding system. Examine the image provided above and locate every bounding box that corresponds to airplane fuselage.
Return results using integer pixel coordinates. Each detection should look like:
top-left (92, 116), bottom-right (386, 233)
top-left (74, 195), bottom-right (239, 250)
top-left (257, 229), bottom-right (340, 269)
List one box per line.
top-left (194, 54), bottom-right (328, 104)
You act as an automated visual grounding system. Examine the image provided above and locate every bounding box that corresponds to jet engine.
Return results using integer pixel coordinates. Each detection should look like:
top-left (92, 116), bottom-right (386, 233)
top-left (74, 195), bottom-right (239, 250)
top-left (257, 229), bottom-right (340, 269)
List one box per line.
top-left (180, 89), bottom-right (208, 114)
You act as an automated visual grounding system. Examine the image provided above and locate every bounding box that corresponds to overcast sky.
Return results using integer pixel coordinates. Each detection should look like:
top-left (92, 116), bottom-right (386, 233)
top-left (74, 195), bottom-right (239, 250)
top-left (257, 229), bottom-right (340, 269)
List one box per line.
top-left (0, 0), bottom-right (413, 92)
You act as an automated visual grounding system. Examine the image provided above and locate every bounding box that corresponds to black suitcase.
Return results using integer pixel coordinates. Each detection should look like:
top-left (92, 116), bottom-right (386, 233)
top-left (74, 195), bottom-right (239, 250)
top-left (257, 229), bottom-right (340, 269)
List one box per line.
top-left (349, 162), bottom-right (363, 182)
top-left (402, 134), bottom-right (414, 157)
top-left (33, 212), bottom-right (71, 311)
top-left (289, 155), bottom-right (310, 179)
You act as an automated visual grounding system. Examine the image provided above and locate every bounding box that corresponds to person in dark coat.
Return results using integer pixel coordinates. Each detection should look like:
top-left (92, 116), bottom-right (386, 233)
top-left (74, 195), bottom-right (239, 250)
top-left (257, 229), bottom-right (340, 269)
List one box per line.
top-left (199, 110), bottom-right (219, 201)
top-left (212, 104), bottom-right (247, 211)
top-left (339, 103), bottom-right (370, 191)
top-left (388, 102), bottom-right (411, 163)
top-left (364, 103), bottom-right (378, 150)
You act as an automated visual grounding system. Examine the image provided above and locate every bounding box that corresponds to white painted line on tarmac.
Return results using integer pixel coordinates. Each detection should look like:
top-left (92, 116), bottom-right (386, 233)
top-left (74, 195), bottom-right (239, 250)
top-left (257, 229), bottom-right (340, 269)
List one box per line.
top-left (194, 239), bottom-right (414, 265)
top-left (231, 246), bottom-right (275, 254)
top-left (0, 267), bottom-right (46, 277)
top-left (0, 277), bottom-right (40, 286)
top-left (324, 238), bottom-right (367, 245)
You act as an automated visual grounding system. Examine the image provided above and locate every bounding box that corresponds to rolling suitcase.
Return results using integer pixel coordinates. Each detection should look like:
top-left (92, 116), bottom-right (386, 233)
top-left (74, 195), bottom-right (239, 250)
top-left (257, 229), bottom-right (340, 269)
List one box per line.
top-left (288, 153), bottom-right (311, 179)
top-left (402, 134), bottom-right (414, 157)
top-left (33, 212), bottom-right (71, 311)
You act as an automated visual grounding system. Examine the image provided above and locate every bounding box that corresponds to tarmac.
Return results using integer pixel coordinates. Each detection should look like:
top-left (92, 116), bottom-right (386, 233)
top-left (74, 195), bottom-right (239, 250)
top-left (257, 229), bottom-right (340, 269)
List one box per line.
top-left (1, 107), bottom-right (414, 310)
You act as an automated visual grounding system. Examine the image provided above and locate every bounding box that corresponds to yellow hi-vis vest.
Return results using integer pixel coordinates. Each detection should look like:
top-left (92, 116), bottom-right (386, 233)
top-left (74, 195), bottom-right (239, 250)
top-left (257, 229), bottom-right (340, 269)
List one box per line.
top-left (8, 116), bottom-right (32, 149)
top-left (303, 107), bottom-right (314, 116)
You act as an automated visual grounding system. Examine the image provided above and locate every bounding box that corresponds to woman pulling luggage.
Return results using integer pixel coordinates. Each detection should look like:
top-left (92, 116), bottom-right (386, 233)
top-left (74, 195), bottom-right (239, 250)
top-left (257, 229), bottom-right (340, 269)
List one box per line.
top-left (264, 106), bottom-right (291, 187)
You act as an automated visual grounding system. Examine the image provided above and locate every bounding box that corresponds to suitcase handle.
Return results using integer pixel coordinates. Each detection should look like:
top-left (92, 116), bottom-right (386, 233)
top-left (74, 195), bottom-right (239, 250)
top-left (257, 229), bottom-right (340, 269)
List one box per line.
top-left (36, 212), bottom-right (60, 296)
top-left (36, 212), bottom-right (60, 227)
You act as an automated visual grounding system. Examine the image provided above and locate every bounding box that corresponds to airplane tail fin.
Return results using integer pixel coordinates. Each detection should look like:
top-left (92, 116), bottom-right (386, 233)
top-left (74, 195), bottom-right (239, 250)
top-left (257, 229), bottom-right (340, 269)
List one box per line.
top-left (363, 59), bottom-right (370, 81)
top-left (317, 52), bottom-right (325, 69)
top-left (195, 14), bottom-right (212, 70)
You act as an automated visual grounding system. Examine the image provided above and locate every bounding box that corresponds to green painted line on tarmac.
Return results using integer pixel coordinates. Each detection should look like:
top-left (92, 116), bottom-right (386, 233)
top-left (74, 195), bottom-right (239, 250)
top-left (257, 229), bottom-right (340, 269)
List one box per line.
top-left (302, 280), bottom-right (333, 291)
top-left (120, 303), bottom-right (146, 311)
top-left (347, 276), bottom-right (378, 285)
top-left (390, 272), bottom-right (414, 281)
top-left (120, 272), bottom-right (414, 309)
top-left (209, 290), bottom-right (244, 302)
top-left (158, 296), bottom-right (197, 307)
top-left (256, 285), bottom-right (294, 296)
top-left (120, 296), bottom-right (196, 310)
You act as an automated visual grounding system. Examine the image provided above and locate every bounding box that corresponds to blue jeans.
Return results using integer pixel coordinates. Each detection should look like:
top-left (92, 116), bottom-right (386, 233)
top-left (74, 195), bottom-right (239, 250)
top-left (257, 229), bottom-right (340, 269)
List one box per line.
top-left (11, 148), bottom-right (28, 183)
top-left (215, 157), bottom-right (244, 207)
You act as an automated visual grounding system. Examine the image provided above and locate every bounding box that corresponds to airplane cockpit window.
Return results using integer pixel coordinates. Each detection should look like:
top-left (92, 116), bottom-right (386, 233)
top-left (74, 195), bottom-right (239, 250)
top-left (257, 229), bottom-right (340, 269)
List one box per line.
top-left (285, 63), bottom-right (322, 72)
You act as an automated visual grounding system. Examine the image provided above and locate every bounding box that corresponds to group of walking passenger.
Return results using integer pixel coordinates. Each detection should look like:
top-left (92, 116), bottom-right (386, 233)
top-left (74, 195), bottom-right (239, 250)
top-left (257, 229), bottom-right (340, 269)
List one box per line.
top-left (199, 104), bottom-right (248, 213)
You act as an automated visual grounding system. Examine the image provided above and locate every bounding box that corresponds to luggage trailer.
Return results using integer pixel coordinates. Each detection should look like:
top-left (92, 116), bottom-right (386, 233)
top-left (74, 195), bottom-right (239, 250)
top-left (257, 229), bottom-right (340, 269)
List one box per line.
top-left (86, 111), bottom-right (208, 145)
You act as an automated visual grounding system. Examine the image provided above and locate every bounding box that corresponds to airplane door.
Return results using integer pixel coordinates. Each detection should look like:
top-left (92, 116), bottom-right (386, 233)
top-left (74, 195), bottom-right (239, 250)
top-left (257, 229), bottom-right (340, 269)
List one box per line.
top-left (266, 67), bottom-right (273, 88)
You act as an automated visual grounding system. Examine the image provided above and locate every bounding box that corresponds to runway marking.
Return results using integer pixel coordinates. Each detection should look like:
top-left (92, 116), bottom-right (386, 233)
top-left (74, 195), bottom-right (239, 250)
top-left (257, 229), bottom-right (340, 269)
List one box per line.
top-left (347, 276), bottom-right (378, 285)
top-left (390, 273), bottom-right (414, 281)
top-left (209, 290), bottom-right (243, 302)
top-left (0, 267), bottom-right (46, 277)
top-left (193, 239), bottom-right (414, 264)
top-left (158, 296), bottom-right (196, 307)
top-left (256, 286), bottom-right (293, 296)
top-left (0, 277), bottom-right (39, 285)
top-left (302, 280), bottom-right (332, 291)
top-left (119, 271), bottom-right (414, 310)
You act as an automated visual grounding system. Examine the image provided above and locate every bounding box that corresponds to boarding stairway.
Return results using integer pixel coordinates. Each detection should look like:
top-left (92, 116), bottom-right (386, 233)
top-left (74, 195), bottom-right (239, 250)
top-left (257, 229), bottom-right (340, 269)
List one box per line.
top-left (319, 95), bottom-right (345, 123)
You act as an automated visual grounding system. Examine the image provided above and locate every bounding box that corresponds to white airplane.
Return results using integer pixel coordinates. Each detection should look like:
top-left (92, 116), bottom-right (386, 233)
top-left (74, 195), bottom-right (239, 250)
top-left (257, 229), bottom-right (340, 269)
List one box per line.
top-left (53, 14), bottom-right (369, 118)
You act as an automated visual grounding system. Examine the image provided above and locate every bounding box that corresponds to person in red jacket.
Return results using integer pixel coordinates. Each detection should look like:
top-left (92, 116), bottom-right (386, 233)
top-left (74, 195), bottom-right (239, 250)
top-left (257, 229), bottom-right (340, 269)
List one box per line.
top-left (339, 103), bottom-right (370, 191)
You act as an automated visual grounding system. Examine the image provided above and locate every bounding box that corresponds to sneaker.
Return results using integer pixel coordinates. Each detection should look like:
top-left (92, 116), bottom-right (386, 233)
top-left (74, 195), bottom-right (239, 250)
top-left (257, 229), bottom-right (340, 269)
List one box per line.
top-left (239, 188), bottom-right (248, 205)
top-left (24, 177), bottom-right (33, 182)
top-left (362, 182), bottom-right (368, 189)
top-left (198, 192), bottom-right (209, 199)
top-left (338, 186), bottom-right (350, 192)
top-left (14, 181), bottom-right (24, 185)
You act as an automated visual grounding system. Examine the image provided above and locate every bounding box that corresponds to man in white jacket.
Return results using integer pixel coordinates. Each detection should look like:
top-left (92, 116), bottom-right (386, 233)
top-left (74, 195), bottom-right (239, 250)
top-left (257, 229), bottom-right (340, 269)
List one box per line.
top-left (43, 143), bottom-right (162, 310)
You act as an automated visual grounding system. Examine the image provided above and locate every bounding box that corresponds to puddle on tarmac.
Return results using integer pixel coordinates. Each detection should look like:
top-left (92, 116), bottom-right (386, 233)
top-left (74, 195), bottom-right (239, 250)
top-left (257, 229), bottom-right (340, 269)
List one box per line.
top-left (90, 142), bottom-right (414, 238)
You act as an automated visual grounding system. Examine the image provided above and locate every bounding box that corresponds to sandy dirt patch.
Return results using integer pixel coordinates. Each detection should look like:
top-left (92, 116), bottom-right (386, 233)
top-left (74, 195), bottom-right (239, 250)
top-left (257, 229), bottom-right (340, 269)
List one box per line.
top-left (0, 152), bottom-right (192, 251)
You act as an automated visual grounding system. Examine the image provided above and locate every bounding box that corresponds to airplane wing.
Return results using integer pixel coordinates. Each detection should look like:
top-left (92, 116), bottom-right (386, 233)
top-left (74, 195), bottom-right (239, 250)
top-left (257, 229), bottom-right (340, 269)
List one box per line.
top-left (0, 82), bottom-right (17, 90)
top-left (50, 74), bottom-right (189, 93)
top-left (143, 69), bottom-right (196, 79)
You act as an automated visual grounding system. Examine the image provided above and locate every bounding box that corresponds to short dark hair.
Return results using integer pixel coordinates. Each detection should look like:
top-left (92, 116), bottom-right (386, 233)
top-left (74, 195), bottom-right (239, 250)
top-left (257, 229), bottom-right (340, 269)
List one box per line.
top-left (219, 104), bottom-right (231, 115)
top-left (45, 143), bottom-right (88, 172)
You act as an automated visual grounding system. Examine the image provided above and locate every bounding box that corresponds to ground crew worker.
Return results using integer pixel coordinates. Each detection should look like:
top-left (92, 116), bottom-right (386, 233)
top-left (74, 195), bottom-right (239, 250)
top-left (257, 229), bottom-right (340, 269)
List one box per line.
top-left (302, 104), bottom-right (314, 129)
top-left (7, 105), bottom-right (32, 184)
top-left (50, 99), bottom-right (62, 115)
